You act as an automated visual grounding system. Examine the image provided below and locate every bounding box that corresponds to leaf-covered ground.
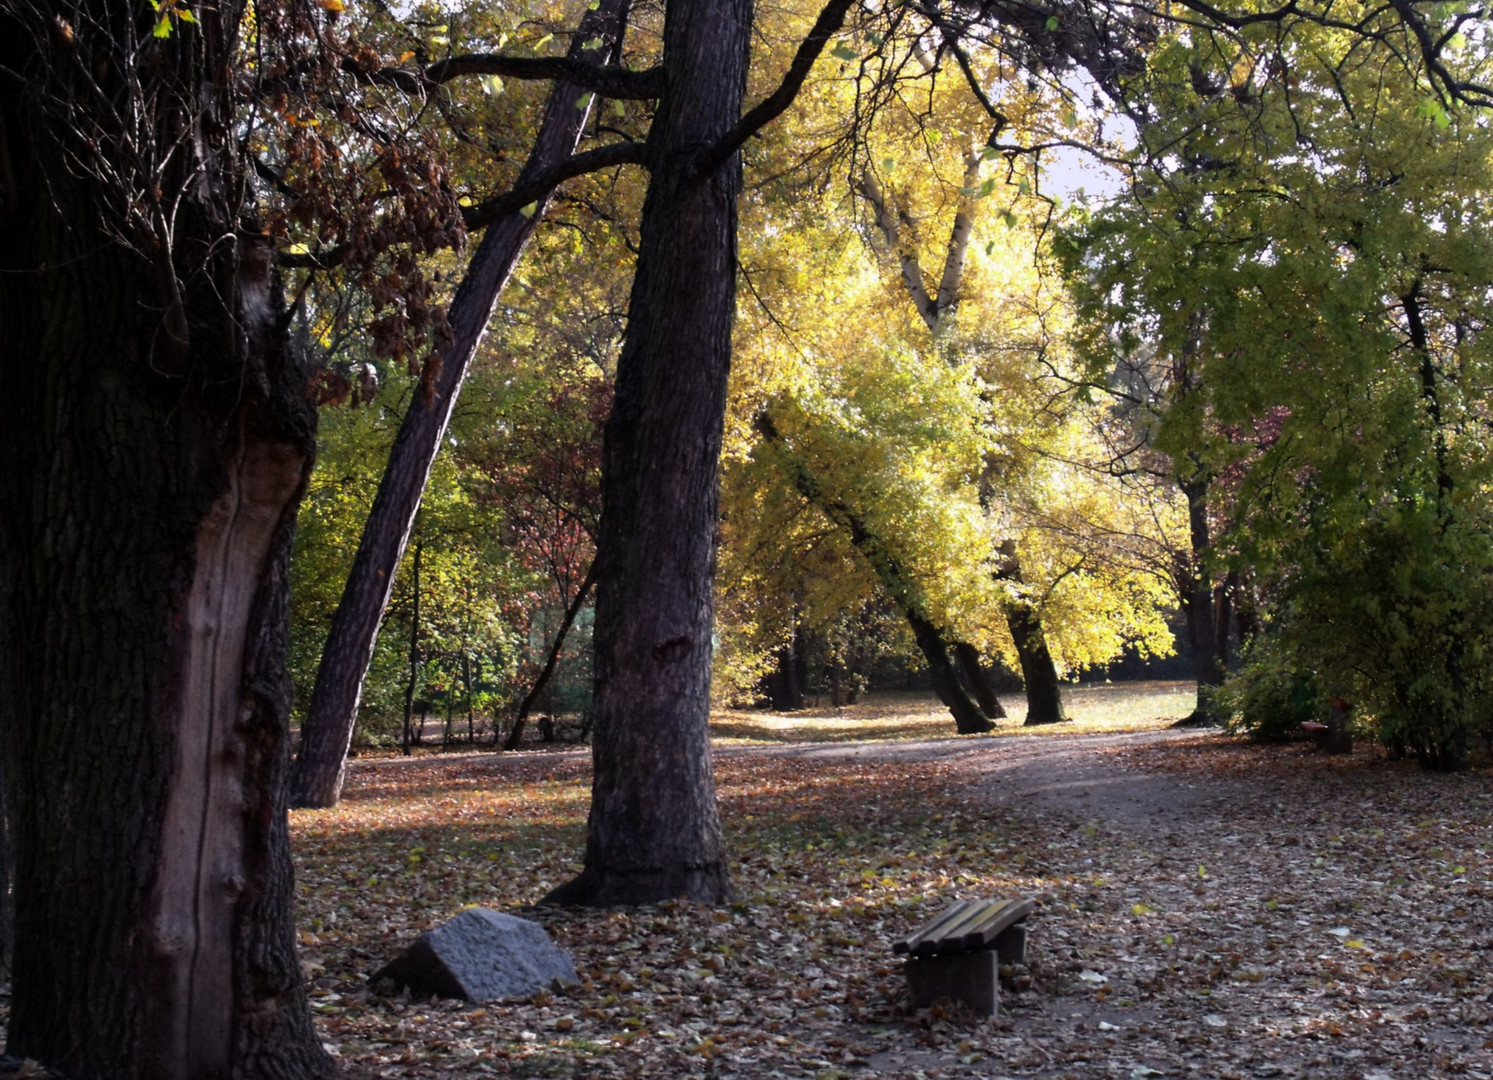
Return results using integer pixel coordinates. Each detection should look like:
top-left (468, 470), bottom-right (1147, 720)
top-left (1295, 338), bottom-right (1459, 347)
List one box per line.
top-left (293, 684), bottom-right (1493, 1079)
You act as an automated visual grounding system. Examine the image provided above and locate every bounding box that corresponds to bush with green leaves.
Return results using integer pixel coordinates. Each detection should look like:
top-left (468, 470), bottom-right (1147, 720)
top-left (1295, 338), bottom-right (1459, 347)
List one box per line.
top-left (1218, 633), bottom-right (1323, 744)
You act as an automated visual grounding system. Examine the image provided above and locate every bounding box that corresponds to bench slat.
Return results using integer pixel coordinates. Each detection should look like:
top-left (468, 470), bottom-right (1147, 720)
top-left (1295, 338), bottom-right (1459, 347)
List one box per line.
top-left (892, 900), bottom-right (968, 955)
top-left (909, 901), bottom-right (997, 956)
top-left (954, 897), bottom-right (1034, 951)
top-left (895, 897), bottom-right (1034, 957)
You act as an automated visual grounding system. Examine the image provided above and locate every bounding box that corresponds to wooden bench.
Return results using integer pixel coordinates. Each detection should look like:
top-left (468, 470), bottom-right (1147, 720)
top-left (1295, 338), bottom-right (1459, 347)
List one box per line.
top-left (894, 897), bottom-right (1033, 1016)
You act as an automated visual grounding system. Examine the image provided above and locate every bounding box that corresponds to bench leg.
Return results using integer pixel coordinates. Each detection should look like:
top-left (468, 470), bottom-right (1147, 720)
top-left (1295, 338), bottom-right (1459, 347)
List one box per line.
top-left (905, 949), bottom-right (1000, 1017)
top-left (994, 923), bottom-right (1027, 965)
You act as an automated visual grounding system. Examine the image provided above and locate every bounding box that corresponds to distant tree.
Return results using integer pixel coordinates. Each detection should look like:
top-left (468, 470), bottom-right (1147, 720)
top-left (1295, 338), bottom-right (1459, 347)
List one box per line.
top-left (468, 367), bottom-right (609, 749)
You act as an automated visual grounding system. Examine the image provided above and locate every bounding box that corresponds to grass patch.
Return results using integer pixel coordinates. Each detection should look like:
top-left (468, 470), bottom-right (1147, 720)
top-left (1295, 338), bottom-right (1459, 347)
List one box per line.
top-left (709, 679), bottom-right (1197, 744)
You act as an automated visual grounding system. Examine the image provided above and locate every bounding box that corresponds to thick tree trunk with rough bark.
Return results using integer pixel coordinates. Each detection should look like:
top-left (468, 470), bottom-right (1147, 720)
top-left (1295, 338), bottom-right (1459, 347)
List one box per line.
top-left (290, 0), bottom-right (632, 808)
top-left (995, 542), bottom-right (1067, 725)
top-left (0, 7), bottom-right (330, 1074)
top-left (952, 641), bottom-right (1007, 720)
top-left (545, 0), bottom-right (751, 907)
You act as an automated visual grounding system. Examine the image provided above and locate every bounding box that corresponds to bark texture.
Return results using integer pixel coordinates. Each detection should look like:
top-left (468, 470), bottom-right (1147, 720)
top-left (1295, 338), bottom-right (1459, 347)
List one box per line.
top-left (0, 747), bottom-right (11, 978)
top-left (546, 0), bottom-right (752, 907)
top-left (0, 6), bottom-right (330, 1075)
top-left (290, 0), bottom-right (633, 808)
top-left (952, 641), bottom-right (1007, 720)
top-left (997, 542), bottom-right (1068, 726)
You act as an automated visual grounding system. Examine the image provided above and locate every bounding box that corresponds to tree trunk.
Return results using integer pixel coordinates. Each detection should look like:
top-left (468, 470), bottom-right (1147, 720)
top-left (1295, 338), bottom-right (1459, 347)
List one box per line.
top-left (464, 651), bottom-right (476, 744)
top-left (1009, 605), bottom-right (1069, 725)
top-left (996, 542), bottom-right (1067, 725)
top-left (545, 0), bottom-right (750, 907)
top-left (0, 746), bottom-right (11, 980)
top-left (766, 626), bottom-right (805, 711)
top-left (1213, 569), bottom-right (1235, 674)
top-left (290, 0), bottom-right (633, 808)
top-left (1176, 477), bottom-right (1223, 727)
top-left (402, 541), bottom-right (423, 756)
top-left (952, 641), bottom-right (1007, 720)
top-left (907, 617), bottom-right (996, 734)
top-left (0, 8), bottom-right (330, 1072)
top-left (503, 560), bottom-right (598, 750)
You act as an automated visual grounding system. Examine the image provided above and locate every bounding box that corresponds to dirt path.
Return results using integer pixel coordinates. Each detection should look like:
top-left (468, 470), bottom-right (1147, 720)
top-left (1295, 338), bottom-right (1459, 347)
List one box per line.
top-left (316, 724), bottom-right (1493, 1080)
top-left (719, 726), bottom-right (1242, 829)
top-left (725, 728), bottom-right (1493, 1079)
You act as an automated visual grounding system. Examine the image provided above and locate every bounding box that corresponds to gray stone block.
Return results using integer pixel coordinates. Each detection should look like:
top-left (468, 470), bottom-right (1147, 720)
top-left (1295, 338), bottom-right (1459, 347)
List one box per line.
top-left (905, 948), bottom-right (1000, 1016)
top-left (370, 908), bottom-right (578, 1002)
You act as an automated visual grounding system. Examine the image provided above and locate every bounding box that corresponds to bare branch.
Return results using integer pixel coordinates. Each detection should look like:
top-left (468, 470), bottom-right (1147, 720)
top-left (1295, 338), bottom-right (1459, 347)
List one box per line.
top-left (422, 54), bottom-right (665, 99)
top-left (318, 53), bottom-right (663, 101)
top-left (279, 140), bottom-right (648, 269)
top-left (694, 0), bottom-right (859, 178)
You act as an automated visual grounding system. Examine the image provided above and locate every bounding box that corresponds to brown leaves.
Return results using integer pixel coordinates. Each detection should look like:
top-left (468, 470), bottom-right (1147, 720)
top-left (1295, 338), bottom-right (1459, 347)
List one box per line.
top-left (287, 695), bottom-right (1493, 1078)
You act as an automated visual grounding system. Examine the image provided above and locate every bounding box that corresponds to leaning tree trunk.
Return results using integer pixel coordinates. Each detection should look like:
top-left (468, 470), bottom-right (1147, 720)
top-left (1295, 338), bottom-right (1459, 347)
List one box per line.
top-left (952, 641), bottom-right (1007, 720)
top-left (545, 0), bottom-right (752, 907)
top-left (907, 618), bottom-right (997, 734)
top-left (755, 414), bottom-right (995, 735)
top-left (290, 0), bottom-right (632, 808)
top-left (0, 8), bottom-right (330, 1074)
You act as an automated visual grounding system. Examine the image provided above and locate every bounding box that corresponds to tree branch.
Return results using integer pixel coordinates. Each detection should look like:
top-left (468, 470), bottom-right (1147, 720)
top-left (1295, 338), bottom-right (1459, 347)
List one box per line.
top-left (335, 53), bottom-right (663, 100)
top-left (462, 140), bottom-right (648, 229)
top-left (278, 140), bottom-right (647, 270)
top-left (856, 170), bottom-right (937, 329)
top-left (693, 0), bottom-right (858, 178)
top-left (423, 54), bottom-right (665, 99)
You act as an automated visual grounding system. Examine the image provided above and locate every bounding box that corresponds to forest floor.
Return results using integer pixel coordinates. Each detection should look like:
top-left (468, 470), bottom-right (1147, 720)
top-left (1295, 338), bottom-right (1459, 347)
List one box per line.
top-left (292, 682), bottom-right (1493, 1079)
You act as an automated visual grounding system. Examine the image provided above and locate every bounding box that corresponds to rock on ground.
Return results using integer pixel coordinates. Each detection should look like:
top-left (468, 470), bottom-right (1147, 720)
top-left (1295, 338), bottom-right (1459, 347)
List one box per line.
top-left (370, 907), bottom-right (578, 1002)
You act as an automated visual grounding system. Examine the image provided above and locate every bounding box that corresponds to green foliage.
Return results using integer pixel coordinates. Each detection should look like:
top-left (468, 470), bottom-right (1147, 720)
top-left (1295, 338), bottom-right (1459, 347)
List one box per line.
top-left (1062, 19), bottom-right (1493, 767)
top-left (290, 367), bottom-right (528, 744)
top-left (1217, 635), bottom-right (1322, 743)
